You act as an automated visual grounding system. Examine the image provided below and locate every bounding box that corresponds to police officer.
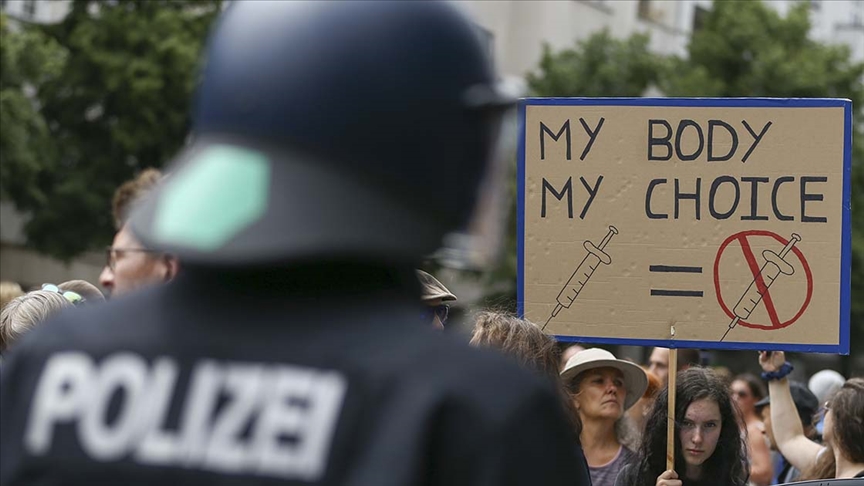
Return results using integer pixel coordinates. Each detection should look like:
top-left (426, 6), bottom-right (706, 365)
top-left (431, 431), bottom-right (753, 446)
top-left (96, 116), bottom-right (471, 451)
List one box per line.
top-left (0, 2), bottom-right (590, 485)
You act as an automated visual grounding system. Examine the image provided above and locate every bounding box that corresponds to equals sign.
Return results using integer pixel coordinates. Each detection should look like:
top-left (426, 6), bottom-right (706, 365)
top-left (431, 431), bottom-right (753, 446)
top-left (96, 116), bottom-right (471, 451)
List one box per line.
top-left (649, 265), bottom-right (703, 297)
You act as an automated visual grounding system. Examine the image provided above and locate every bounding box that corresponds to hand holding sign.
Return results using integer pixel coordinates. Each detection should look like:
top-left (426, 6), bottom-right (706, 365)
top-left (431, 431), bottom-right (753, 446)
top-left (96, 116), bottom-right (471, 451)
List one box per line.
top-left (759, 350), bottom-right (786, 373)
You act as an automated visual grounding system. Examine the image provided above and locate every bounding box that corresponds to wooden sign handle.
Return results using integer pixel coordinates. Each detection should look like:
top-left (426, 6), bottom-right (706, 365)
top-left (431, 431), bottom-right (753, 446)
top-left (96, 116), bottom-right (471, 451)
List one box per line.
top-left (666, 348), bottom-right (678, 471)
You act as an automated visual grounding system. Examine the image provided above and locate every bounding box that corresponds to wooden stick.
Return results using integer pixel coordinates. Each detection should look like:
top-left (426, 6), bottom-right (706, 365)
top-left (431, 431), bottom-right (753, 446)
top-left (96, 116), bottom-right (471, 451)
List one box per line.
top-left (666, 347), bottom-right (678, 471)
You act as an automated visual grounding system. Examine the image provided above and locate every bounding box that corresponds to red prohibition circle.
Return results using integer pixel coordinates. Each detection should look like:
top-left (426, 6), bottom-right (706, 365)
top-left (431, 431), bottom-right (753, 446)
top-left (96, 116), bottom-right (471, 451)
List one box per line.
top-left (713, 230), bottom-right (813, 330)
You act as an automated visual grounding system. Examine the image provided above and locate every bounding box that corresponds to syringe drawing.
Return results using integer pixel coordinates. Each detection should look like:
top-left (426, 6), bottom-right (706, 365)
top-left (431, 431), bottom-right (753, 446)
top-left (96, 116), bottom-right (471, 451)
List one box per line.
top-left (542, 225), bottom-right (618, 330)
top-left (719, 233), bottom-right (802, 341)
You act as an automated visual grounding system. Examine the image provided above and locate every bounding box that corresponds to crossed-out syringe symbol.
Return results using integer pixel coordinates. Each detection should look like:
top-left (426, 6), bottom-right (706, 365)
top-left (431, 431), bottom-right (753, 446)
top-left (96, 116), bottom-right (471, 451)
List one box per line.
top-left (720, 233), bottom-right (801, 342)
top-left (542, 226), bottom-right (617, 330)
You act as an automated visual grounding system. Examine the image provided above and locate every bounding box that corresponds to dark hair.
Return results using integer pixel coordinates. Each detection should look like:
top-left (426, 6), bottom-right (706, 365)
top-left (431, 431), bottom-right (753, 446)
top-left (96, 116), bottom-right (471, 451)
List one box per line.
top-left (830, 378), bottom-right (864, 463)
top-left (798, 443), bottom-right (836, 481)
top-left (632, 367), bottom-right (749, 486)
top-left (732, 373), bottom-right (765, 401)
top-left (470, 312), bottom-right (582, 438)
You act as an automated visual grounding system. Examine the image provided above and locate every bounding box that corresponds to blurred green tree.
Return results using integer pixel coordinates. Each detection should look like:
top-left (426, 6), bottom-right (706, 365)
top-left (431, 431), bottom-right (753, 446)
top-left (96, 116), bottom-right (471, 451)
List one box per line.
top-left (0, 1), bottom-right (221, 260)
top-left (527, 29), bottom-right (662, 98)
top-left (660, 0), bottom-right (864, 369)
top-left (0, 14), bottom-right (66, 221)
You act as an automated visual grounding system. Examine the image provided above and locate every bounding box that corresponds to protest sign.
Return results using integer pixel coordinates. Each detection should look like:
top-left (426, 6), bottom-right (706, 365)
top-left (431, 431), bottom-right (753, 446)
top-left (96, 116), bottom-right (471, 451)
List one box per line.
top-left (518, 98), bottom-right (851, 353)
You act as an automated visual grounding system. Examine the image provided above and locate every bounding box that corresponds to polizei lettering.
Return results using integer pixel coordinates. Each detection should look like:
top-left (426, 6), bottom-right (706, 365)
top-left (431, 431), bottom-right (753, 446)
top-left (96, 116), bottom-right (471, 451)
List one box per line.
top-left (24, 352), bottom-right (347, 481)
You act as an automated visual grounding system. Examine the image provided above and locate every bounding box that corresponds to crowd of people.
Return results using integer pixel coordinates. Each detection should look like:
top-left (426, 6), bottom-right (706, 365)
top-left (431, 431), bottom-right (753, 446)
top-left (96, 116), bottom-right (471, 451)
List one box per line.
top-left (0, 2), bottom-right (861, 485)
top-left (3, 262), bottom-right (863, 485)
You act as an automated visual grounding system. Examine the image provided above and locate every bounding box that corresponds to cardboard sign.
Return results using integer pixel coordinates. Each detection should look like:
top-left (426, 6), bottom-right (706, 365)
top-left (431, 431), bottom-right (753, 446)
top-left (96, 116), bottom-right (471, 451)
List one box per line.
top-left (517, 98), bottom-right (851, 353)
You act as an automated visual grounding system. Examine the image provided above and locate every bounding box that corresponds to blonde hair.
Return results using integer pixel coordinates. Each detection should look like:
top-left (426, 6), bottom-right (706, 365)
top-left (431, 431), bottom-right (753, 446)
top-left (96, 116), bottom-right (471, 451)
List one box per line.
top-left (0, 291), bottom-right (72, 352)
top-left (58, 280), bottom-right (105, 303)
top-left (0, 281), bottom-right (24, 311)
top-left (470, 311), bottom-right (583, 437)
top-left (470, 312), bottom-right (560, 380)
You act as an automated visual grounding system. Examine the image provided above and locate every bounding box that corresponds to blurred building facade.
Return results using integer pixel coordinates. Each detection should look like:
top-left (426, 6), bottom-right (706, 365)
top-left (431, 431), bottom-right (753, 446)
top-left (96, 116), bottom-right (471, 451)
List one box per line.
top-left (1, 0), bottom-right (69, 24)
top-left (459, 0), bottom-right (863, 83)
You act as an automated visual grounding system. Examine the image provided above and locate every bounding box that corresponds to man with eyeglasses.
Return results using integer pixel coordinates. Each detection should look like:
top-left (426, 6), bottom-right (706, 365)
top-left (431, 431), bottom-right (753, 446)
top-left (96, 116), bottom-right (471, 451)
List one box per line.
top-left (417, 270), bottom-right (456, 329)
top-left (99, 169), bottom-right (179, 296)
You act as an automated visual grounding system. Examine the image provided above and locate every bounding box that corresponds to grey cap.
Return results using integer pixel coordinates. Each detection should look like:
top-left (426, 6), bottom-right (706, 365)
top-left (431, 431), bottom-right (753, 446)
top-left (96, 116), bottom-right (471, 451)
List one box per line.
top-left (416, 270), bottom-right (457, 302)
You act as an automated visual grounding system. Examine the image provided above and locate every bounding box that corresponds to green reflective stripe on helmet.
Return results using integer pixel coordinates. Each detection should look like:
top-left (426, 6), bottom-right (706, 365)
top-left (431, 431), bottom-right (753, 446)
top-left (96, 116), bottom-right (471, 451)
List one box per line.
top-left (153, 145), bottom-right (270, 251)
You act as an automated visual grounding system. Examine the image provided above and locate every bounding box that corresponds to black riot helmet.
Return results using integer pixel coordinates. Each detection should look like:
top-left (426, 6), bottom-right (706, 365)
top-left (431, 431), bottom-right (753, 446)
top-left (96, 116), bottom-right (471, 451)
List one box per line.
top-left (129, 1), bottom-right (515, 267)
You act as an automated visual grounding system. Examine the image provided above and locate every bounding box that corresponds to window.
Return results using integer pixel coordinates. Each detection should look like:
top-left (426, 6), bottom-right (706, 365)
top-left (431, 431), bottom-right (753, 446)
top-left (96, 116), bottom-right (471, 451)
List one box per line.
top-left (638, 0), bottom-right (652, 20)
top-left (692, 6), bottom-right (709, 33)
top-left (23, 0), bottom-right (37, 18)
top-left (579, 0), bottom-right (614, 15)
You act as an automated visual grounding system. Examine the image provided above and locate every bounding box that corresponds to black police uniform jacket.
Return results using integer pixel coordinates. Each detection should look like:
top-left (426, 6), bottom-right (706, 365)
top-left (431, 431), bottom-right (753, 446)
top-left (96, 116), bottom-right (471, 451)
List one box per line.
top-left (0, 269), bottom-right (591, 485)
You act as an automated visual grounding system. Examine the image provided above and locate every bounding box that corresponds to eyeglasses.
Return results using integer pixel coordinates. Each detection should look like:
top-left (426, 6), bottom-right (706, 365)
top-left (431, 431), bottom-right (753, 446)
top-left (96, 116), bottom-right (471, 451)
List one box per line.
top-left (105, 246), bottom-right (160, 270)
top-left (815, 400), bottom-right (832, 422)
top-left (422, 304), bottom-right (450, 325)
top-left (41, 284), bottom-right (85, 305)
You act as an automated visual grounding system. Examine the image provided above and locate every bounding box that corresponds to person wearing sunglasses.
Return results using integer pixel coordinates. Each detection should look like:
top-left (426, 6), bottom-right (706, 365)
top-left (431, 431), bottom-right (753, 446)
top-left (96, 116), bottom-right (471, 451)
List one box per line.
top-left (730, 373), bottom-right (772, 486)
top-left (417, 269), bottom-right (456, 329)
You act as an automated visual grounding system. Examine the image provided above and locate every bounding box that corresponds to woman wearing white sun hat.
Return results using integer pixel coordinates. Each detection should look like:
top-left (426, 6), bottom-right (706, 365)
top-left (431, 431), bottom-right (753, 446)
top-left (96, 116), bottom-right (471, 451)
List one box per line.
top-left (561, 348), bottom-right (649, 486)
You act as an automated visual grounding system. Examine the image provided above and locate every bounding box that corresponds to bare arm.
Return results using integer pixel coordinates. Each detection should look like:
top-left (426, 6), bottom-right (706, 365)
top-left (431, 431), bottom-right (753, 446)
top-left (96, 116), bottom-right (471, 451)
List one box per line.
top-left (759, 352), bottom-right (822, 471)
top-left (746, 421), bottom-right (773, 486)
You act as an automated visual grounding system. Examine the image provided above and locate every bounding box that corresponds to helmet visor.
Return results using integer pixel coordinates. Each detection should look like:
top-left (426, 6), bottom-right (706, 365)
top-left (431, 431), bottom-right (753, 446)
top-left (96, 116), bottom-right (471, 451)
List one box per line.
top-left (433, 98), bottom-right (517, 270)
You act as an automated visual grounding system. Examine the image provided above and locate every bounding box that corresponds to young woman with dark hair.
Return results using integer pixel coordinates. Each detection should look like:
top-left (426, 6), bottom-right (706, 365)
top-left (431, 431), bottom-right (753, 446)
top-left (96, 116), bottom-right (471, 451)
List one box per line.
top-left (614, 367), bottom-right (749, 486)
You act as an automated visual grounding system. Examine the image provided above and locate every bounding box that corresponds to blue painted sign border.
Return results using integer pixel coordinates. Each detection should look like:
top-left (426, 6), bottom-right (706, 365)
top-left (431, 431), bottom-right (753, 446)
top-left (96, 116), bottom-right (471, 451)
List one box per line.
top-left (516, 97), bottom-right (852, 354)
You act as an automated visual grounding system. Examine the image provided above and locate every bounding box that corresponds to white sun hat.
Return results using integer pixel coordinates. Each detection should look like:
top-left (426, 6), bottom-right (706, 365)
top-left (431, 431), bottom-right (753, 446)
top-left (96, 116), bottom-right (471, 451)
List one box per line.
top-left (560, 348), bottom-right (649, 411)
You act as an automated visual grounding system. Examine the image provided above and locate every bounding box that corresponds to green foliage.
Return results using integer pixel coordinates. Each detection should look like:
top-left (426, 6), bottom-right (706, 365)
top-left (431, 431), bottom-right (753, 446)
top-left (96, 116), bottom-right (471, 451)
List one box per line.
top-left (0, 1), bottom-right (221, 259)
top-left (527, 29), bottom-right (663, 97)
top-left (662, 0), bottom-right (864, 100)
top-left (0, 14), bottom-right (66, 209)
top-left (660, 0), bottom-right (864, 354)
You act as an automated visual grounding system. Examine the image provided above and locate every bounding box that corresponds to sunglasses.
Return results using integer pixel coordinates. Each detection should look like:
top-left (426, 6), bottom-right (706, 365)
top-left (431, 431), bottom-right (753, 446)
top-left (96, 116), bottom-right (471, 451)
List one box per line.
top-left (41, 284), bottom-right (85, 305)
top-left (421, 304), bottom-right (450, 325)
top-left (105, 246), bottom-right (161, 270)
